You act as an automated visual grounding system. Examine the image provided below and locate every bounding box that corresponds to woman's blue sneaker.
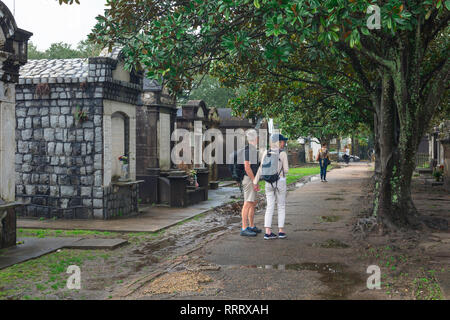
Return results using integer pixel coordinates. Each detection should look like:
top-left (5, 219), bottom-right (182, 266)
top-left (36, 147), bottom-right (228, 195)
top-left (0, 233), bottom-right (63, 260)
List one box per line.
top-left (264, 233), bottom-right (278, 240)
top-left (278, 233), bottom-right (287, 239)
top-left (249, 226), bottom-right (262, 234)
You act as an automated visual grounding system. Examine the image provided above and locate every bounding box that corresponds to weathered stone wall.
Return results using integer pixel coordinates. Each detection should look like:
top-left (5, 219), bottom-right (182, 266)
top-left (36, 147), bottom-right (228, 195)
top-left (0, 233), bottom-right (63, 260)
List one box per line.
top-left (15, 81), bottom-right (104, 219)
top-left (104, 183), bottom-right (139, 219)
top-left (15, 57), bottom-right (142, 219)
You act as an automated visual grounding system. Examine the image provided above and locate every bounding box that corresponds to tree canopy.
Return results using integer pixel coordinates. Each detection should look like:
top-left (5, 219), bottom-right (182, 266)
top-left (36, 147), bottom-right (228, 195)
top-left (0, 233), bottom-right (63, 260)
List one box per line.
top-left (178, 74), bottom-right (239, 109)
top-left (28, 40), bottom-right (103, 60)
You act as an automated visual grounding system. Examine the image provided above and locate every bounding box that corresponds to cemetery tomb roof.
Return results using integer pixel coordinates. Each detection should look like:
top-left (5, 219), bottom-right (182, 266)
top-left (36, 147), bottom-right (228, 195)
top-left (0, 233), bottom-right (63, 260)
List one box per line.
top-left (99, 46), bottom-right (123, 60)
top-left (143, 77), bottom-right (163, 91)
top-left (19, 58), bottom-right (89, 79)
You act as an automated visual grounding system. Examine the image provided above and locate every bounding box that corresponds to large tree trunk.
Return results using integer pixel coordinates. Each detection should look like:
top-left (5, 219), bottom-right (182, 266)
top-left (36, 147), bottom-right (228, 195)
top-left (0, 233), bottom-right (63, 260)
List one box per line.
top-left (380, 32), bottom-right (448, 230)
top-left (348, 16), bottom-right (448, 232)
top-left (375, 74), bottom-right (401, 230)
top-left (373, 111), bottom-right (381, 179)
top-left (394, 124), bottom-right (421, 226)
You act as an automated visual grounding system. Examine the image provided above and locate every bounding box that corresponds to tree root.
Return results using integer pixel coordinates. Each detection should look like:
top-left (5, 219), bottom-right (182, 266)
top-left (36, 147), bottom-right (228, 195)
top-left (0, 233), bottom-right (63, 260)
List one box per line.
top-left (352, 216), bottom-right (378, 240)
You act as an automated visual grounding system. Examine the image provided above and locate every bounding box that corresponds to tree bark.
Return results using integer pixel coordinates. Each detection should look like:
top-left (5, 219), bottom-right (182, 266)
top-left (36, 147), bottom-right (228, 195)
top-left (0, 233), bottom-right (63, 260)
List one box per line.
top-left (373, 108), bottom-right (381, 179)
top-left (375, 73), bottom-right (401, 230)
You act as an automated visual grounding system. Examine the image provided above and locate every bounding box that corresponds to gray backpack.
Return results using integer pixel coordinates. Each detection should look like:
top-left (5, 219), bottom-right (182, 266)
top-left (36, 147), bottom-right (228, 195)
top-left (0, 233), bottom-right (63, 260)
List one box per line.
top-left (261, 150), bottom-right (284, 184)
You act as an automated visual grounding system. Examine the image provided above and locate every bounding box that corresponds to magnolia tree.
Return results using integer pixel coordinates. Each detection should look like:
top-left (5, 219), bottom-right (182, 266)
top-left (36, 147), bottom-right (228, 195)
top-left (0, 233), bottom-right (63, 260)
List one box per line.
top-left (60, 0), bottom-right (449, 231)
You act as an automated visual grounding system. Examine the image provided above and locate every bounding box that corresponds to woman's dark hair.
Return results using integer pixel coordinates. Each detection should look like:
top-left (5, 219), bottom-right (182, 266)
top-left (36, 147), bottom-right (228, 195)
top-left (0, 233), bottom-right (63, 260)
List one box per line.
top-left (322, 142), bottom-right (327, 146)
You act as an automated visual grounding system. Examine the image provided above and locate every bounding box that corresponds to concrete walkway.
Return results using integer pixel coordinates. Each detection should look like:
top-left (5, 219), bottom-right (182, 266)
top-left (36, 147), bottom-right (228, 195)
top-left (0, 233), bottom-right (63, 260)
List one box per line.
top-left (199, 163), bottom-right (378, 299)
top-left (17, 186), bottom-right (241, 233)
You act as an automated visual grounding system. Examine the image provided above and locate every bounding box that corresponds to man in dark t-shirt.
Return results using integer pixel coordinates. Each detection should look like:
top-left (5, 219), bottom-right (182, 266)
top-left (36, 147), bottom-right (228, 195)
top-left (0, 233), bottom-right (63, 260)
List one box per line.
top-left (240, 130), bottom-right (261, 237)
top-left (245, 143), bottom-right (260, 177)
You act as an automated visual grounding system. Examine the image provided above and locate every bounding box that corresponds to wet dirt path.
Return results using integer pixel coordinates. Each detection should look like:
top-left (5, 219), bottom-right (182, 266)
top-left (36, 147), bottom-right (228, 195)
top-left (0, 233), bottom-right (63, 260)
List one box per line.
top-left (125, 163), bottom-right (391, 300)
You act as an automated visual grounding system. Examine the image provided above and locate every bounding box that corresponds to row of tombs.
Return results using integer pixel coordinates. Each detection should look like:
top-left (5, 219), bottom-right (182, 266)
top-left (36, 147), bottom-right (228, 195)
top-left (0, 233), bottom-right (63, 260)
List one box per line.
top-left (14, 52), bottom-right (258, 220)
top-left (0, 0), bottom-right (260, 250)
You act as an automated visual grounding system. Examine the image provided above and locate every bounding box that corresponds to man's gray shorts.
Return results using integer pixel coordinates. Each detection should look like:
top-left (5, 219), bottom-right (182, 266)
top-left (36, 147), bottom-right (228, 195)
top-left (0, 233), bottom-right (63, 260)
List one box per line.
top-left (242, 175), bottom-right (256, 202)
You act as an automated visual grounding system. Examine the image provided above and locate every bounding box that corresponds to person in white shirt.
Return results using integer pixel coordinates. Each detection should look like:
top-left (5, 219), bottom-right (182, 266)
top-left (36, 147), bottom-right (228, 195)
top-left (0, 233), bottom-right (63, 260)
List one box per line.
top-left (253, 134), bottom-right (289, 240)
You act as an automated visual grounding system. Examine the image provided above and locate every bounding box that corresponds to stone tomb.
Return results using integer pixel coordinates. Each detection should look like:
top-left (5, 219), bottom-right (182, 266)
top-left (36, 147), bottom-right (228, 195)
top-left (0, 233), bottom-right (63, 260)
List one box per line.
top-left (438, 121), bottom-right (450, 190)
top-left (136, 78), bottom-right (178, 205)
top-left (136, 92), bottom-right (218, 207)
top-left (0, 1), bottom-right (31, 248)
top-left (15, 48), bottom-right (142, 220)
top-left (173, 100), bottom-right (214, 206)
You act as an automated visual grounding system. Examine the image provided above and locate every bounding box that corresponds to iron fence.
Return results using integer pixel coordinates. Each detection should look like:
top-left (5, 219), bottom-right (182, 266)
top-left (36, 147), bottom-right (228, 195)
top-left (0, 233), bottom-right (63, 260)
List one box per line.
top-left (415, 153), bottom-right (430, 168)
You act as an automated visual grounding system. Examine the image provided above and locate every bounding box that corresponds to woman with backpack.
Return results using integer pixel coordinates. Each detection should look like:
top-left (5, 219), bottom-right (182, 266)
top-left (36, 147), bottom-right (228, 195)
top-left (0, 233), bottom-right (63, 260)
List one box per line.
top-left (316, 142), bottom-right (330, 182)
top-left (253, 134), bottom-right (289, 240)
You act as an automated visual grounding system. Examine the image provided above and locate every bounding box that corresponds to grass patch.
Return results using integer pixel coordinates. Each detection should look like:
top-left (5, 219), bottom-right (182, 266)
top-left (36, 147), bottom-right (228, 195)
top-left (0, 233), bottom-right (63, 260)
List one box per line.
top-left (259, 166), bottom-right (325, 192)
top-left (412, 269), bottom-right (444, 300)
top-left (0, 249), bottom-right (101, 300)
top-left (17, 228), bottom-right (169, 245)
top-left (18, 229), bottom-right (120, 239)
top-left (362, 245), bottom-right (445, 300)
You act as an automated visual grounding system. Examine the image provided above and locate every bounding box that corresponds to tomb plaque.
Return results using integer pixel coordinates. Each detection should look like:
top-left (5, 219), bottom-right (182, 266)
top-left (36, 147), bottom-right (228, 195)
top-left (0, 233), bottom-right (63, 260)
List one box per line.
top-left (159, 112), bottom-right (171, 170)
top-left (0, 99), bottom-right (15, 202)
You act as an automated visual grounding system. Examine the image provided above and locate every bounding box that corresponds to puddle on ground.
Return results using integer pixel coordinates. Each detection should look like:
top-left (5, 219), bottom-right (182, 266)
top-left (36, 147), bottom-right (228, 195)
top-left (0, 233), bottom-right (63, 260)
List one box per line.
top-left (295, 176), bottom-right (320, 188)
top-left (226, 262), bottom-right (363, 299)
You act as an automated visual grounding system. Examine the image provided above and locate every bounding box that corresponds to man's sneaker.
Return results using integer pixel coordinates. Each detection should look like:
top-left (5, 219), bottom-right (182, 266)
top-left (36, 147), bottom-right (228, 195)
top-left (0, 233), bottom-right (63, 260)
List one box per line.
top-left (278, 232), bottom-right (287, 239)
top-left (240, 228), bottom-right (257, 237)
top-left (249, 226), bottom-right (262, 234)
top-left (264, 233), bottom-right (278, 240)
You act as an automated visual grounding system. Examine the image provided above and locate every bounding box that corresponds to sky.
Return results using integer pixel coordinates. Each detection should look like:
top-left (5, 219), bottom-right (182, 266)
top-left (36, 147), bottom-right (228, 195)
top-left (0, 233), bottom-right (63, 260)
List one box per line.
top-left (3, 0), bottom-right (107, 50)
